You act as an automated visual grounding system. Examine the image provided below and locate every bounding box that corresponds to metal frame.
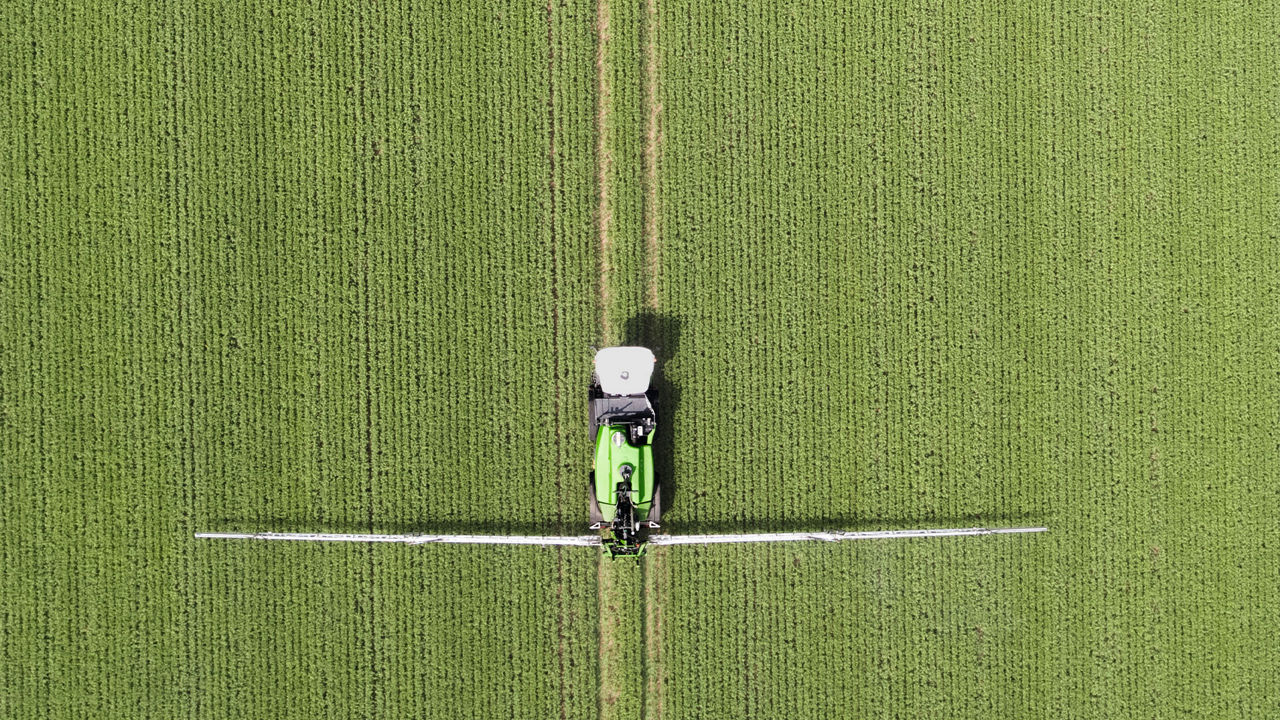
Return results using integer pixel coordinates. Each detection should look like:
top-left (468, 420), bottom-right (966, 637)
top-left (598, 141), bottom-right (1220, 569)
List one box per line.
top-left (647, 526), bottom-right (1048, 546)
top-left (195, 526), bottom-right (1047, 548)
top-left (194, 532), bottom-right (602, 546)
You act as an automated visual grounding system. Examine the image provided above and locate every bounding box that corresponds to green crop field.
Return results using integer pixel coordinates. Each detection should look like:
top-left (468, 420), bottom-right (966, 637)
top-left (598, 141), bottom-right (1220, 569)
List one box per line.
top-left (3, 1), bottom-right (1278, 719)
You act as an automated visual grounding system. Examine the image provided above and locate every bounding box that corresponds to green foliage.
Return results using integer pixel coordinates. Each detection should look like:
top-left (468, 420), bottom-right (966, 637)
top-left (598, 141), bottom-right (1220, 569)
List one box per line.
top-left (647, 0), bottom-right (1280, 717)
top-left (2, 1), bottom-right (601, 718)
top-left (3, 0), bottom-right (1279, 718)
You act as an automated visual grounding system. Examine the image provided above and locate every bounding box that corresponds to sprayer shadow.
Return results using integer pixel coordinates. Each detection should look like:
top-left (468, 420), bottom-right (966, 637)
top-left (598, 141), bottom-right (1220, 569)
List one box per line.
top-left (622, 312), bottom-right (681, 517)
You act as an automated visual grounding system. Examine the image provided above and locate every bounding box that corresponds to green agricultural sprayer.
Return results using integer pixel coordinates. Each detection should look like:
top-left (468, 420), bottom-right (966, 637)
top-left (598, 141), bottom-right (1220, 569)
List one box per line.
top-left (197, 347), bottom-right (1047, 557)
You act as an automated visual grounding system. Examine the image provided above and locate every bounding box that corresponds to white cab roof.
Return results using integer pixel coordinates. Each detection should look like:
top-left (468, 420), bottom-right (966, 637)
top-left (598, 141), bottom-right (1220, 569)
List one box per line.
top-left (594, 346), bottom-right (656, 396)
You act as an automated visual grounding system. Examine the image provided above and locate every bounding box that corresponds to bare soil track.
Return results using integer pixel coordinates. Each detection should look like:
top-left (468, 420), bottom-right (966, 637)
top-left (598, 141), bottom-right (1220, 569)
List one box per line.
top-left (593, 0), bottom-right (664, 715)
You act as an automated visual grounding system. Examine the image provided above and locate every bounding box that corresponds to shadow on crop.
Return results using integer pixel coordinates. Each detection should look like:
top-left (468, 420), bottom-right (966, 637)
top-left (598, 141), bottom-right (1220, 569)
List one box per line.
top-left (204, 517), bottom-right (590, 536)
top-left (658, 511), bottom-right (1047, 535)
top-left (623, 311), bottom-right (681, 517)
top-left (204, 511), bottom-right (1045, 537)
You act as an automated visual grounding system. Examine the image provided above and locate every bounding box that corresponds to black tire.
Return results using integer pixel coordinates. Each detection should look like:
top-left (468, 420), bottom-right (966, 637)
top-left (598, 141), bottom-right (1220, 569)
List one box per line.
top-left (587, 383), bottom-right (602, 442)
top-left (588, 473), bottom-right (603, 524)
top-left (647, 482), bottom-right (662, 524)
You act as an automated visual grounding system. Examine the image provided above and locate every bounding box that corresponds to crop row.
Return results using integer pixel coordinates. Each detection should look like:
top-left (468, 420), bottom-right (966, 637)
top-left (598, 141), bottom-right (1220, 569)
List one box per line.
top-left (647, 0), bottom-right (1280, 717)
top-left (2, 1), bottom-right (606, 719)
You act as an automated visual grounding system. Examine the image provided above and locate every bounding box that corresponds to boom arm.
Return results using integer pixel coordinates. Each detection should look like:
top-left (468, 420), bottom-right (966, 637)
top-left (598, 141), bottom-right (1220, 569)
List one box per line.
top-left (647, 526), bottom-right (1047, 546)
top-left (195, 526), bottom-right (1046, 549)
top-left (194, 532), bottom-right (602, 547)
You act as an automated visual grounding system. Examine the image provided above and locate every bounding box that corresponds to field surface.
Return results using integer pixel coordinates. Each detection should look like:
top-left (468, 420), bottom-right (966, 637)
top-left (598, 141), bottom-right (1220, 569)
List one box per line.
top-left (3, 1), bottom-right (1278, 719)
